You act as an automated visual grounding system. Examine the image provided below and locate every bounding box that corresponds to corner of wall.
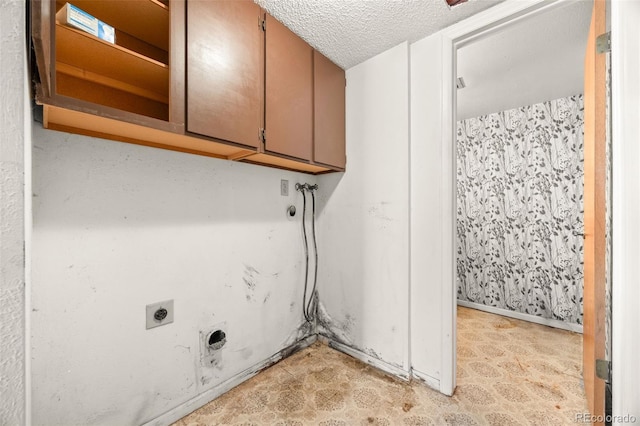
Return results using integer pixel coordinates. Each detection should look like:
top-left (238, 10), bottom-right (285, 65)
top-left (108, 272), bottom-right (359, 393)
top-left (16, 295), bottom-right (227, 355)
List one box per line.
top-left (0, 1), bottom-right (27, 425)
top-left (317, 41), bottom-right (411, 380)
top-left (408, 31), bottom-right (447, 383)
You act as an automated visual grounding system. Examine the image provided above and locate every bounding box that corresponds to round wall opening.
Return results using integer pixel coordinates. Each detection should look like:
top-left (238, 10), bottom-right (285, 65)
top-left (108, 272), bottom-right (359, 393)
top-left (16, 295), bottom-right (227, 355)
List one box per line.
top-left (208, 329), bottom-right (226, 350)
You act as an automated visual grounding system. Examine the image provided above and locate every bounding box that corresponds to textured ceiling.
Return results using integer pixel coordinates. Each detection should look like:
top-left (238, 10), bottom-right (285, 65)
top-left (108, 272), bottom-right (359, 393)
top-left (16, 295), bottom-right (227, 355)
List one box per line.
top-left (255, 0), bottom-right (592, 119)
top-left (256, 0), bottom-right (505, 69)
top-left (457, 0), bottom-right (593, 120)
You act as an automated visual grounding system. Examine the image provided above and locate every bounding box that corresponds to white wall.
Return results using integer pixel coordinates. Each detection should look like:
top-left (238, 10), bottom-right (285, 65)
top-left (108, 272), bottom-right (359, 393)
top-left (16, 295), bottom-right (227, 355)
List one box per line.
top-left (31, 126), bottom-right (317, 425)
top-left (0, 1), bottom-right (28, 424)
top-left (409, 33), bottom-right (456, 394)
top-left (316, 42), bottom-right (410, 374)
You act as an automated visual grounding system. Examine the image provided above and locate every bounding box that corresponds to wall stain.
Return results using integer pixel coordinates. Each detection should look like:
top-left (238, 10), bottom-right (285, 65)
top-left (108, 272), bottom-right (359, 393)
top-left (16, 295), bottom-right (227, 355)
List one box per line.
top-left (316, 301), bottom-right (354, 346)
top-left (367, 203), bottom-right (393, 222)
top-left (244, 264), bottom-right (260, 277)
top-left (263, 292), bottom-right (271, 304)
top-left (242, 277), bottom-right (255, 291)
top-left (343, 313), bottom-right (355, 333)
top-left (85, 405), bottom-right (121, 424)
top-left (365, 348), bottom-right (382, 361)
top-left (318, 301), bottom-right (405, 373)
top-left (174, 345), bottom-right (191, 353)
top-left (242, 264), bottom-right (259, 301)
top-left (234, 347), bottom-right (253, 360)
top-left (278, 339), bottom-right (309, 360)
top-left (279, 322), bottom-right (314, 359)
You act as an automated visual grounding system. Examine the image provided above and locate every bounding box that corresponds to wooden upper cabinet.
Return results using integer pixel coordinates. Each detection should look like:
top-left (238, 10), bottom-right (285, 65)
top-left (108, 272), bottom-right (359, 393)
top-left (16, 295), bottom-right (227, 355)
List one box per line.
top-left (313, 51), bottom-right (345, 169)
top-left (264, 14), bottom-right (313, 161)
top-left (186, 0), bottom-right (263, 148)
top-left (30, 1), bottom-right (344, 173)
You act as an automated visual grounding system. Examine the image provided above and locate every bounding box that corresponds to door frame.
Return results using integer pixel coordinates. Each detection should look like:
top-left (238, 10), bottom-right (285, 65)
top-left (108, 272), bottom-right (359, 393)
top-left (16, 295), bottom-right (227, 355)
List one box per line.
top-left (611, 0), bottom-right (640, 420)
top-left (436, 0), bottom-right (589, 396)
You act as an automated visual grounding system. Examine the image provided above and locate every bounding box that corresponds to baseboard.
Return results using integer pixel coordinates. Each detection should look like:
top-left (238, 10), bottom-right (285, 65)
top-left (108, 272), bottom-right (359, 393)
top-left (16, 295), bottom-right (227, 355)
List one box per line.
top-left (411, 369), bottom-right (441, 392)
top-left (457, 300), bottom-right (584, 333)
top-left (143, 334), bottom-right (317, 426)
top-left (317, 335), bottom-right (411, 381)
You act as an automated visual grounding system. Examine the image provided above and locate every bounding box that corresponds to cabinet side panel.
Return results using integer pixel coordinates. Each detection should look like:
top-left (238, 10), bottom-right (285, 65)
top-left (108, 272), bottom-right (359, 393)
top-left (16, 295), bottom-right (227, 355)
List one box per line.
top-left (170, 0), bottom-right (185, 127)
top-left (313, 51), bottom-right (345, 168)
top-left (31, 0), bottom-right (53, 98)
top-left (187, 0), bottom-right (262, 148)
top-left (265, 15), bottom-right (313, 161)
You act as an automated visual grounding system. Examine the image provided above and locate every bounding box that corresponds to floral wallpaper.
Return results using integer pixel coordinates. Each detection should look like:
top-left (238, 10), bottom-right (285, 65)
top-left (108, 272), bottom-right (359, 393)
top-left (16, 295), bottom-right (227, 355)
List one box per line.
top-left (456, 95), bottom-right (585, 325)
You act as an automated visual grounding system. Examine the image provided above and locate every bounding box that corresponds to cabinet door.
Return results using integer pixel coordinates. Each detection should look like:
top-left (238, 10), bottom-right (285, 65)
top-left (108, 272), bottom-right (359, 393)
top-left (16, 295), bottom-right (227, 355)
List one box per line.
top-left (187, 0), bottom-right (263, 148)
top-left (265, 14), bottom-right (313, 161)
top-left (313, 51), bottom-right (346, 168)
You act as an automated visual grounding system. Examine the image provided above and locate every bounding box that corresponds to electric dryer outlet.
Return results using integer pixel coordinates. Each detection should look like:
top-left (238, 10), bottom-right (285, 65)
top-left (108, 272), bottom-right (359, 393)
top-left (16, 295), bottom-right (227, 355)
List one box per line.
top-left (200, 321), bottom-right (228, 368)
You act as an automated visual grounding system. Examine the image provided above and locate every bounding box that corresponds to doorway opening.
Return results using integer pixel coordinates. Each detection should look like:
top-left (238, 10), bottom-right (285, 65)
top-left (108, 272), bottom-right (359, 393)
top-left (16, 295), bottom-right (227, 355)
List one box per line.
top-left (453, 1), bottom-right (592, 421)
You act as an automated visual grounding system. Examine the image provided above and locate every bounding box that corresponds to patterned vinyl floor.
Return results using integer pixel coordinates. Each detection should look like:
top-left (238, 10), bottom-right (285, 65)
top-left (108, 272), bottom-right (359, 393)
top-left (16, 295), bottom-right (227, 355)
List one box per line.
top-left (174, 307), bottom-right (588, 425)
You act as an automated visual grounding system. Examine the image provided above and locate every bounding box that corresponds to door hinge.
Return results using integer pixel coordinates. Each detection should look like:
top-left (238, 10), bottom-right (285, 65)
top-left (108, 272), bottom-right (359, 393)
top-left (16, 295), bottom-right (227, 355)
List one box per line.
top-left (260, 18), bottom-right (266, 31)
top-left (596, 359), bottom-right (611, 383)
top-left (596, 32), bottom-right (611, 54)
top-left (259, 128), bottom-right (266, 144)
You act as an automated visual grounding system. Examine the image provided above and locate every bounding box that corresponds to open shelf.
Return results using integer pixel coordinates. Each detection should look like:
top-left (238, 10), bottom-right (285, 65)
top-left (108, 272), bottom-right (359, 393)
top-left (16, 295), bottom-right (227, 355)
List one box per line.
top-left (53, 0), bottom-right (171, 121)
top-left (55, 0), bottom-right (169, 50)
top-left (56, 23), bottom-right (168, 98)
top-left (55, 21), bottom-right (169, 120)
